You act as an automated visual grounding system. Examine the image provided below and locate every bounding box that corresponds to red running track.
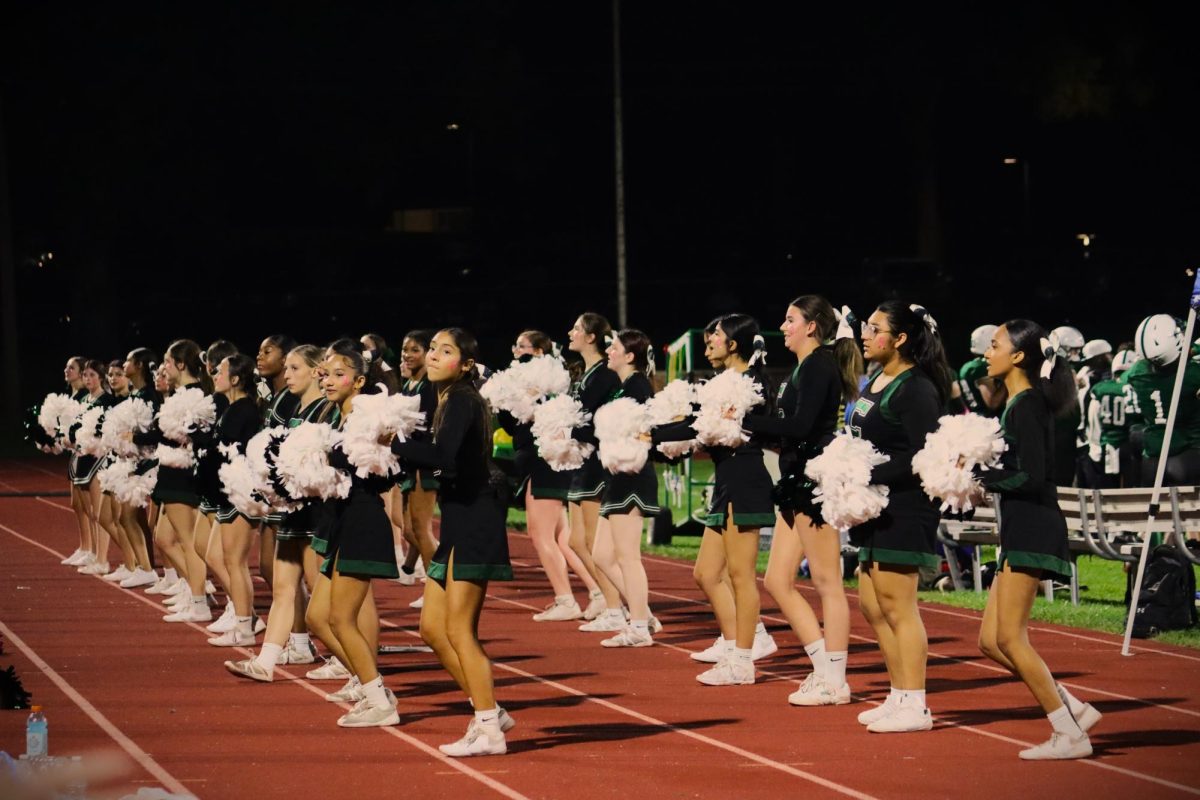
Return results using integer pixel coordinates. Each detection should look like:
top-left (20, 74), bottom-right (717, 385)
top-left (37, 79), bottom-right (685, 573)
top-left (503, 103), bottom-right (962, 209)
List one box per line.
top-left (1, 457), bottom-right (1199, 799)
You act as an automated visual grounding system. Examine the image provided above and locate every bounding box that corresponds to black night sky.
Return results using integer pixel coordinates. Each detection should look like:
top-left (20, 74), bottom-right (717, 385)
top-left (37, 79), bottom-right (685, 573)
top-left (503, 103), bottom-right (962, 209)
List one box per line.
top-left (2, 2), bottom-right (1197, 419)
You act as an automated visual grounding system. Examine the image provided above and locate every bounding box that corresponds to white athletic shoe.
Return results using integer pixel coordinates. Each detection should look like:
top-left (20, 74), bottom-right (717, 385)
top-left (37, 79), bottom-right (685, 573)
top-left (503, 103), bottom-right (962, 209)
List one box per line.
top-left (1019, 731), bottom-right (1092, 760)
top-left (690, 637), bottom-right (730, 663)
top-left (204, 580), bottom-right (217, 594)
top-left (439, 719), bottom-right (506, 757)
top-left (858, 696), bottom-right (899, 725)
top-left (164, 591), bottom-right (190, 609)
top-left (74, 553), bottom-right (96, 572)
top-left (143, 575), bottom-right (171, 594)
top-left (206, 605), bottom-right (236, 633)
top-left (788, 673), bottom-right (851, 706)
top-left (163, 605), bottom-right (213, 623)
top-left (691, 631), bottom-right (777, 663)
top-left (279, 640), bottom-right (317, 665)
top-left (102, 565), bottom-right (133, 583)
top-left (649, 615), bottom-right (663, 634)
top-left (532, 598), bottom-right (583, 622)
top-left (61, 548), bottom-right (87, 565)
top-left (338, 695), bottom-right (400, 728)
top-left (1058, 686), bottom-right (1103, 733)
top-left (225, 658), bottom-right (273, 683)
top-left (207, 628), bottom-right (255, 647)
top-left (307, 657), bottom-right (351, 681)
top-left (80, 561), bottom-right (110, 575)
top-left (696, 659), bottom-right (754, 686)
top-left (581, 590), bottom-right (606, 621)
top-left (601, 626), bottom-right (654, 648)
top-left (165, 578), bottom-right (190, 597)
top-left (752, 628), bottom-right (779, 661)
top-left (120, 568), bottom-right (159, 589)
top-left (867, 702), bottom-right (933, 733)
top-left (253, 617), bottom-right (266, 634)
top-left (578, 610), bottom-right (625, 632)
top-left (325, 678), bottom-right (364, 703)
top-left (409, 596), bottom-right (424, 609)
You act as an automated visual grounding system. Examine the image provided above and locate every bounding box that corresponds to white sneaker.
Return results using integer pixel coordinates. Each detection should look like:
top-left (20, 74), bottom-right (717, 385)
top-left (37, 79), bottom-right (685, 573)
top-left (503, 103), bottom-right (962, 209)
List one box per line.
top-left (325, 678), bottom-right (364, 703)
top-left (601, 626), bottom-right (654, 648)
top-left (206, 606), bottom-right (236, 633)
top-left (752, 629), bottom-right (779, 661)
top-left (409, 596), bottom-right (424, 609)
top-left (163, 605), bottom-right (213, 623)
top-left (532, 598), bottom-right (584, 622)
top-left (788, 673), bottom-right (851, 706)
top-left (578, 610), bottom-right (625, 632)
top-left (581, 591), bottom-right (606, 621)
top-left (858, 696), bottom-right (899, 725)
top-left (307, 657), bottom-right (352, 681)
top-left (867, 702), bottom-right (933, 733)
top-left (204, 580), bottom-right (217, 594)
top-left (697, 659), bottom-right (754, 686)
top-left (395, 566), bottom-right (420, 586)
top-left (207, 628), bottom-right (255, 647)
top-left (164, 591), bottom-right (190, 609)
top-left (649, 616), bottom-right (663, 634)
top-left (61, 548), bottom-right (87, 565)
top-left (280, 640), bottom-right (317, 665)
top-left (497, 707), bottom-right (516, 733)
top-left (1019, 731), bottom-right (1092, 760)
top-left (253, 617), bottom-right (266, 634)
top-left (120, 568), bottom-right (159, 588)
top-left (225, 658), bottom-right (273, 683)
top-left (1058, 686), bottom-right (1103, 733)
top-left (144, 575), bottom-right (171, 594)
top-left (439, 720), bottom-right (506, 757)
top-left (338, 697), bottom-right (400, 728)
top-left (690, 637), bottom-right (730, 664)
top-left (102, 565), bottom-right (134, 583)
top-left (73, 553), bottom-right (96, 572)
top-left (80, 561), bottom-right (110, 575)
top-left (165, 578), bottom-right (190, 597)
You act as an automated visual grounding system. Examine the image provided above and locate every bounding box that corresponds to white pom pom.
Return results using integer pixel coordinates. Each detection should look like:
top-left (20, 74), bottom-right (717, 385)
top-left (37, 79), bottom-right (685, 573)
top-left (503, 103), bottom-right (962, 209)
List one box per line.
top-left (158, 388), bottom-right (217, 443)
top-left (39, 393), bottom-right (79, 438)
top-left (154, 443), bottom-right (195, 469)
top-left (804, 433), bottom-right (891, 531)
top-left (98, 459), bottom-right (157, 508)
top-left (276, 422), bottom-right (351, 500)
top-left (693, 370), bottom-right (764, 447)
top-left (646, 379), bottom-right (700, 457)
top-left (481, 356), bottom-right (571, 422)
top-left (100, 398), bottom-right (156, 458)
top-left (656, 440), bottom-right (696, 460)
top-left (341, 390), bottom-right (427, 478)
top-left (75, 407), bottom-right (107, 457)
top-left (532, 395), bottom-right (594, 472)
top-left (219, 456), bottom-right (272, 518)
top-left (912, 413), bottom-right (1007, 513)
top-left (595, 397), bottom-right (651, 474)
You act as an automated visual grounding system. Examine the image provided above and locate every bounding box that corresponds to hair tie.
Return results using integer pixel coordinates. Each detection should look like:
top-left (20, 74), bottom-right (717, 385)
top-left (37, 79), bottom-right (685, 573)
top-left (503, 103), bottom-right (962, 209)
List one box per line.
top-left (603, 333), bottom-right (614, 347)
top-left (834, 305), bottom-right (857, 342)
top-left (1038, 336), bottom-right (1058, 380)
top-left (910, 304), bottom-right (939, 334)
top-left (361, 349), bottom-right (374, 365)
top-left (646, 349), bottom-right (657, 378)
top-left (748, 334), bottom-right (767, 366)
top-left (148, 361), bottom-right (158, 371)
top-left (198, 352), bottom-right (209, 365)
top-left (550, 341), bottom-right (563, 360)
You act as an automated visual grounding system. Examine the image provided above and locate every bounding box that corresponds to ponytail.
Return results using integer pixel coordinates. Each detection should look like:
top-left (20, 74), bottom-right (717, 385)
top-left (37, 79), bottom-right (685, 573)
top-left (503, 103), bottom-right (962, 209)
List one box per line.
top-left (789, 294), bottom-right (864, 402)
top-left (166, 339), bottom-right (213, 394)
top-left (716, 313), bottom-right (774, 413)
top-left (876, 301), bottom-right (953, 405)
top-left (1003, 319), bottom-right (1077, 418)
top-left (126, 347), bottom-right (160, 390)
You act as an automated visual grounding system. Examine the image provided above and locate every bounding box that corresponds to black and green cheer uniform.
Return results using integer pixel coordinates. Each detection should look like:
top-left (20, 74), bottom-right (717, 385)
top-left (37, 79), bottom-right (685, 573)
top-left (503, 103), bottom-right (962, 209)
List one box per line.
top-left (397, 376), bottom-right (440, 492)
top-left (392, 388), bottom-right (512, 582)
top-left (568, 359), bottom-right (622, 502)
top-left (193, 393), bottom-right (231, 515)
top-left (599, 371), bottom-right (661, 519)
top-left (744, 346), bottom-right (842, 526)
top-left (847, 368), bottom-right (942, 568)
top-left (68, 392), bottom-right (118, 486)
top-left (978, 390), bottom-right (1072, 581)
top-left (138, 382), bottom-right (205, 507)
top-left (1125, 357), bottom-right (1200, 485)
top-left (498, 407), bottom-right (571, 504)
top-left (64, 388), bottom-right (90, 482)
top-left (652, 369), bottom-right (775, 530)
top-left (277, 398), bottom-right (334, 542)
top-left (260, 387), bottom-right (301, 525)
top-left (195, 396), bottom-right (263, 524)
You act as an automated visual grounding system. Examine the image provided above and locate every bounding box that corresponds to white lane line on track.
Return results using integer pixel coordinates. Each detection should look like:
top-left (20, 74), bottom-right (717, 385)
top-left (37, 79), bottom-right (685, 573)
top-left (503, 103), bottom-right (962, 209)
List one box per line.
top-left (0, 618), bottom-right (194, 797)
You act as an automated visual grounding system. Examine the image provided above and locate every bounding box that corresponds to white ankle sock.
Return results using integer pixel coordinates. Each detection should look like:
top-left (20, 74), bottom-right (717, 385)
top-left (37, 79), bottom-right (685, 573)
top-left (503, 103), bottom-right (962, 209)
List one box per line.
top-left (1056, 683), bottom-right (1084, 715)
top-left (555, 594), bottom-right (575, 606)
top-left (235, 615), bottom-right (253, 635)
top-left (474, 707), bottom-right (499, 724)
top-left (257, 643), bottom-right (283, 670)
top-left (290, 632), bottom-right (311, 650)
top-left (754, 620), bottom-right (767, 636)
top-left (721, 637), bottom-right (736, 654)
top-left (825, 651), bottom-right (848, 687)
top-left (164, 568), bottom-right (179, 582)
top-left (887, 686), bottom-right (901, 705)
top-left (190, 596), bottom-right (207, 613)
top-left (362, 676), bottom-right (389, 709)
top-left (589, 588), bottom-right (603, 600)
top-left (732, 647), bottom-right (753, 666)
top-left (631, 619), bottom-right (650, 636)
top-left (1048, 704), bottom-right (1084, 737)
top-left (900, 689), bottom-right (926, 709)
top-left (803, 638), bottom-right (828, 674)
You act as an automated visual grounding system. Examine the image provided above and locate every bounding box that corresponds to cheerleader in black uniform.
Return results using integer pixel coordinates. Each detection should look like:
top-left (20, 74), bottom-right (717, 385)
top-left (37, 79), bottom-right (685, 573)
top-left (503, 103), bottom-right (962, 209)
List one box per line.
top-left (652, 314), bottom-right (775, 685)
top-left (71, 360), bottom-right (119, 575)
top-left (96, 360), bottom-right (138, 582)
top-left (60, 357), bottom-right (96, 568)
top-left (566, 313), bottom-right (628, 628)
top-left (304, 341), bottom-right (395, 727)
top-left (749, 296), bottom-right (861, 705)
top-left (394, 330), bottom-right (440, 592)
top-left (202, 354), bottom-right (265, 647)
top-left (227, 345), bottom-right (331, 681)
top-left (507, 330), bottom-right (599, 622)
top-left (256, 335), bottom-right (300, 591)
top-left (848, 302), bottom-right (951, 733)
top-left (114, 348), bottom-right (162, 588)
top-left (977, 321), bottom-right (1101, 759)
top-left (390, 328), bottom-right (515, 756)
top-left (594, 329), bottom-right (660, 647)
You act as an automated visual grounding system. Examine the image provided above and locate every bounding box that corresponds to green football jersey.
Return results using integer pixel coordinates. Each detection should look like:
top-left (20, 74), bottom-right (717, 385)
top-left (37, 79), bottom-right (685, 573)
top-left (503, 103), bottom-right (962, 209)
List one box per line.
top-left (956, 358), bottom-right (996, 416)
top-left (1125, 358), bottom-right (1200, 456)
top-left (1087, 376), bottom-right (1135, 448)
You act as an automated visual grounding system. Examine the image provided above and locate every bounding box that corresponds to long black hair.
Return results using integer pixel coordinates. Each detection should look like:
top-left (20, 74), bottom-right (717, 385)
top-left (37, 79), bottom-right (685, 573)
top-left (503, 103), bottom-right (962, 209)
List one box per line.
top-left (875, 301), bottom-right (954, 405)
top-left (715, 313), bottom-right (773, 412)
top-left (166, 339), bottom-right (213, 393)
top-left (431, 327), bottom-right (491, 462)
top-left (1002, 319), bottom-right (1078, 418)
top-left (615, 328), bottom-right (653, 377)
top-left (327, 338), bottom-right (381, 395)
top-left (223, 353), bottom-right (261, 406)
top-left (789, 294), bottom-right (864, 401)
top-left (126, 347), bottom-right (159, 389)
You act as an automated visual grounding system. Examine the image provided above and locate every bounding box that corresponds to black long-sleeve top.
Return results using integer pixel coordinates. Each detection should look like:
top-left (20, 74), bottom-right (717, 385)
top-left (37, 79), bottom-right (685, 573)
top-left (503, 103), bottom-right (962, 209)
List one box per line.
top-left (570, 360), bottom-right (622, 447)
top-left (392, 389), bottom-right (492, 503)
top-left (650, 369), bottom-right (771, 466)
top-left (743, 347), bottom-right (841, 476)
top-left (132, 382), bottom-right (214, 449)
top-left (194, 396), bottom-right (261, 502)
top-left (977, 389), bottom-right (1057, 501)
top-left (849, 368), bottom-right (942, 490)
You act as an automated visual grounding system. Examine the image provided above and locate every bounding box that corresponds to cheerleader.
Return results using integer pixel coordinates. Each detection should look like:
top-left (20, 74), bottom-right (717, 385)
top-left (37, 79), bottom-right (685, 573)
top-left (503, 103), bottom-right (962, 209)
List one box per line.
top-left (304, 341), bottom-right (396, 727)
top-left (976, 321), bottom-right (1101, 759)
top-left (60, 357), bottom-right (94, 568)
top-left (504, 330), bottom-right (599, 622)
top-left (394, 330), bottom-right (439, 595)
top-left (566, 313), bottom-right (627, 629)
top-left (848, 302), bottom-right (951, 733)
top-left (71, 359), bottom-right (118, 575)
top-left (594, 329), bottom-right (660, 647)
top-left (227, 345), bottom-right (331, 681)
top-left (203, 354), bottom-right (265, 647)
top-left (96, 360), bottom-right (138, 582)
top-left (114, 348), bottom-right (162, 588)
top-left (256, 335), bottom-right (300, 593)
top-left (390, 328), bottom-right (515, 755)
top-left (652, 314), bottom-right (775, 685)
top-left (749, 297), bottom-right (862, 704)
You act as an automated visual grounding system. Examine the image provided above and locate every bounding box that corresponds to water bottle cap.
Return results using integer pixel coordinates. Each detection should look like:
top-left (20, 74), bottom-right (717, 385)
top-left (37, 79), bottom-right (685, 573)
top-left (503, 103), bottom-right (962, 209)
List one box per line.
top-left (31, 705), bottom-right (42, 712)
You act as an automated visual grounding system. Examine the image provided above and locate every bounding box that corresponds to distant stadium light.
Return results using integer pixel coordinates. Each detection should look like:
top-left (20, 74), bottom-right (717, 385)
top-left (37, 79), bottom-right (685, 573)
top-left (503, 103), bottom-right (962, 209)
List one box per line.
top-left (1076, 233), bottom-right (1095, 247)
top-left (446, 122), bottom-right (460, 131)
top-left (1003, 157), bottom-right (1019, 165)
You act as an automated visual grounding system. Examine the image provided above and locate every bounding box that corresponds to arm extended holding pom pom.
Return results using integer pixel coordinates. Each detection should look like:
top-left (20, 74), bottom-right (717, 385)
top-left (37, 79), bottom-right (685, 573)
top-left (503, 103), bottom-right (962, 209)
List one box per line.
top-left (869, 376), bottom-right (942, 487)
top-left (391, 391), bottom-right (474, 478)
top-left (975, 395), bottom-right (1043, 494)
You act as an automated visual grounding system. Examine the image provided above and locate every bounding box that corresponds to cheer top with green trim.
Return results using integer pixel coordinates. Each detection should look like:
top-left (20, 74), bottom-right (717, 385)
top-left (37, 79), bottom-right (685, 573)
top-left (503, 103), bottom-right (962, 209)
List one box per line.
top-left (194, 396), bottom-right (262, 522)
top-left (396, 375), bottom-right (439, 491)
top-left (68, 391), bottom-right (119, 486)
top-left (568, 359), bottom-right (622, 502)
top-left (977, 389), bottom-right (1072, 581)
top-left (599, 371), bottom-right (661, 519)
top-left (263, 384), bottom-right (301, 429)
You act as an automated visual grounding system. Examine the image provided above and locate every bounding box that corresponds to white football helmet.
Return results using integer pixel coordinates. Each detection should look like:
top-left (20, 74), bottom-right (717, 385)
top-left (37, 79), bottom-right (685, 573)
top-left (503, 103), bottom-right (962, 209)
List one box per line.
top-left (1082, 339), bottom-right (1112, 360)
top-left (1135, 314), bottom-right (1182, 366)
top-left (1051, 326), bottom-right (1085, 362)
top-left (969, 324), bottom-right (998, 356)
top-left (1112, 350), bottom-right (1141, 374)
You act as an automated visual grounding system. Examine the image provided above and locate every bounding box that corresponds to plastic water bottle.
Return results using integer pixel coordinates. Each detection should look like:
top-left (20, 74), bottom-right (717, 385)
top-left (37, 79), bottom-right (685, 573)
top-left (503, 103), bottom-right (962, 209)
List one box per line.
top-left (25, 706), bottom-right (48, 758)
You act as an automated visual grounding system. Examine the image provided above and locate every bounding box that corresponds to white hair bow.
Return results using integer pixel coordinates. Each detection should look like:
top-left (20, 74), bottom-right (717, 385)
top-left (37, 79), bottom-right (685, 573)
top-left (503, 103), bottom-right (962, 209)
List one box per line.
top-left (834, 305), bottom-right (856, 342)
top-left (748, 334), bottom-right (768, 366)
top-left (1039, 336), bottom-right (1058, 379)
top-left (910, 304), bottom-right (939, 334)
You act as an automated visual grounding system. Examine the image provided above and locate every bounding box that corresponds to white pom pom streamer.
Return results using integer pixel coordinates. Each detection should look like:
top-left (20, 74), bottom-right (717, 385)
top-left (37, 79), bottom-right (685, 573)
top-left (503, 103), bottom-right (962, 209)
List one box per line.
top-left (276, 422), bottom-right (351, 500)
top-left (341, 389), bottom-right (427, 478)
top-left (98, 459), bottom-right (158, 508)
top-left (219, 456), bottom-right (272, 518)
top-left (595, 397), bottom-right (651, 474)
top-left (154, 443), bottom-right (195, 470)
top-left (804, 433), bottom-right (891, 531)
top-left (75, 407), bottom-right (107, 457)
top-left (693, 370), bottom-right (764, 447)
top-left (480, 356), bottom-right (571, 423)
top-left (39, 393), bottom-right (82, 439)
top-left (646, 379), bottom-right (699, 458)
top-left (100, 398), bottom-right (156, 458)
top-left (158, 387), bottom-right (217, 444)
top-left (912, 413), bottom-right (1006, 513)
top-left (532, 395), bottom-right (594, 472)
